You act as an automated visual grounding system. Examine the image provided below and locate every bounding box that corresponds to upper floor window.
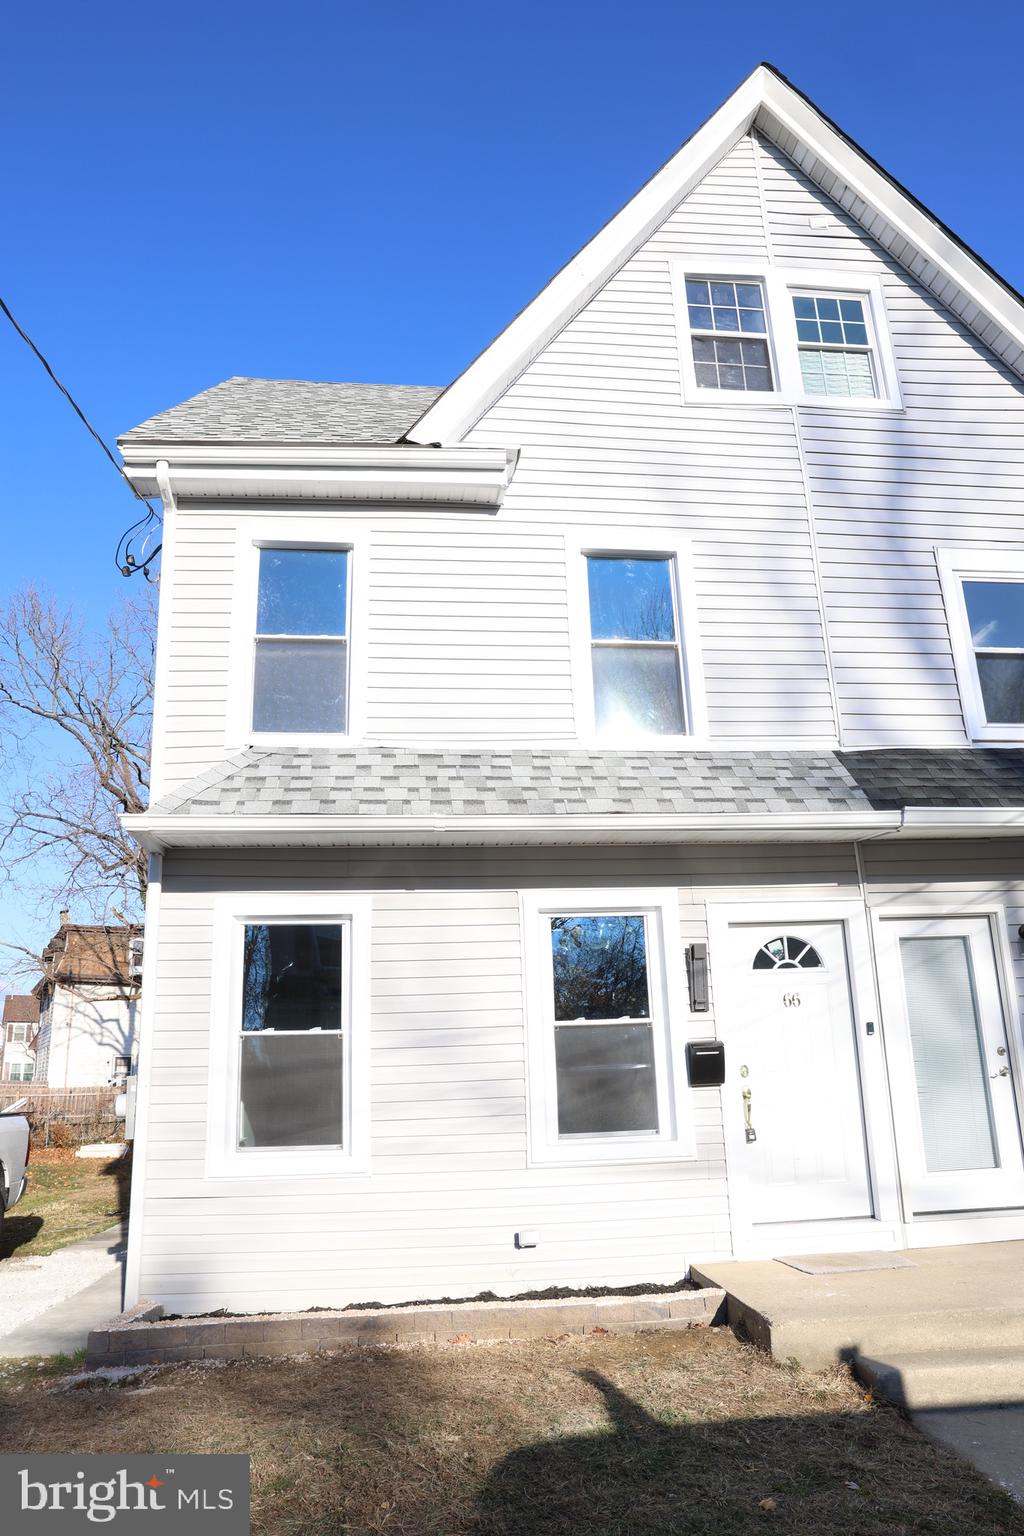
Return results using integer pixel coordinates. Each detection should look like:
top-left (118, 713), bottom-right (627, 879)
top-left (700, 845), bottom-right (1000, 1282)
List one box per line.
top-left (685, 279), bottom-right (773, 393)
top-left (938, 550), bottom-right (1024, 741)
top-left (673, 262), bottom-right (901, 410)
top-left (9, 1024), bottom-right (27, 1043)
top-left (253, 548), bottom-right (349, 734)
top-left (964, 580), bottom-right (1024, 725)
top-left (792, 293), bottom-right (877, 399)
top-left (587, 555), bottom-right (686, 736)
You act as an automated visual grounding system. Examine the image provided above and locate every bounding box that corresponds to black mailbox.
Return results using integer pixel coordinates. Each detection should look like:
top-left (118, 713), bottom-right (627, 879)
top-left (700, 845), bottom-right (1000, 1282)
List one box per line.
top-left (686, 1039), bottom-right (726, 1088)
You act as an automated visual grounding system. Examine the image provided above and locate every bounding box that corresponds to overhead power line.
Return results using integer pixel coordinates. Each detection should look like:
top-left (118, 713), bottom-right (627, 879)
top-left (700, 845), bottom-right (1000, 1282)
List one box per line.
top-left (0, 293), bottom-right (162, 579)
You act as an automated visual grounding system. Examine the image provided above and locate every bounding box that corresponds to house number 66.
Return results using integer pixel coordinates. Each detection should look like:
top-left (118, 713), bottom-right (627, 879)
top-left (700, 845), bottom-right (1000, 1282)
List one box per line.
top-left (783, 993), bottom-right (801, 1008)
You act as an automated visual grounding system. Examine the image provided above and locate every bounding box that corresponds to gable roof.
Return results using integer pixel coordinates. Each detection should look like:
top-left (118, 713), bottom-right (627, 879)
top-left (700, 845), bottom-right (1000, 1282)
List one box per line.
top-left (2, 995), bottom-right (38, 1026)
top-left (120, 378), bottom-right (443, 446)
top-left (406, 63), bottom-right (1024, 445)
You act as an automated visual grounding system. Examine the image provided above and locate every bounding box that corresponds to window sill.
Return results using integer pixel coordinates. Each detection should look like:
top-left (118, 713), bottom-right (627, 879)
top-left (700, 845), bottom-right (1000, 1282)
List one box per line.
top-left (681, 390), bottom-right (903, 412)
top-left (968, 730), bottom-right (1024, 746)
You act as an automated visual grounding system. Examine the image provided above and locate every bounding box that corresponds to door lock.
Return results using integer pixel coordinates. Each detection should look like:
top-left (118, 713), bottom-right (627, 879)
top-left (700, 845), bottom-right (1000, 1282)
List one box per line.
top-left (742, 1087), bottom-right (757, 1143)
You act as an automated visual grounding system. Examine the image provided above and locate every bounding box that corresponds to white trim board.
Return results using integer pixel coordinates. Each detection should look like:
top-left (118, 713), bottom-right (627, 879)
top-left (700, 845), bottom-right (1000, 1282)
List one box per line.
top-left (405, 64), bottom-right (1024, 445)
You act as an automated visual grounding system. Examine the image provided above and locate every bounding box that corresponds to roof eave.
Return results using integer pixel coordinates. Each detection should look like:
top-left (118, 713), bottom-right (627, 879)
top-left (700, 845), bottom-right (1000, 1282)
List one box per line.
top-left (123, 809), bottom-right (902, 852)
top-left (119, 442), bottom-right (519, 507)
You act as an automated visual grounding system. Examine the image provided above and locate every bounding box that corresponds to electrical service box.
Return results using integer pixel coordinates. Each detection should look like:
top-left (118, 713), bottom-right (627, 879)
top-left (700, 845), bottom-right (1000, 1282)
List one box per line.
top-left (685, 1039), bottom-right (726, 1088)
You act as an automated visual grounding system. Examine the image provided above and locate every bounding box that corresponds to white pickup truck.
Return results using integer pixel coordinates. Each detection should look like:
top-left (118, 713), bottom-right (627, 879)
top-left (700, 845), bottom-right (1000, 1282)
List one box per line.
top-left (0, 1110), bottom-right (30, 1242)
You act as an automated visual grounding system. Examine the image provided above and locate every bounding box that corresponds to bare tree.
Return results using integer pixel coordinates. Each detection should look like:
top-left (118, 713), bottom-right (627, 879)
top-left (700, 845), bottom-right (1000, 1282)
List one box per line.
top-left (0, 585), bottom-right (154, 927)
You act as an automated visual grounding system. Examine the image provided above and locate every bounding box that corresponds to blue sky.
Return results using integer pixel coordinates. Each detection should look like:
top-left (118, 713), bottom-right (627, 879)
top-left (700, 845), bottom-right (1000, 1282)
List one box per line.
top-left (1, 0), bottom-right (1023, 983)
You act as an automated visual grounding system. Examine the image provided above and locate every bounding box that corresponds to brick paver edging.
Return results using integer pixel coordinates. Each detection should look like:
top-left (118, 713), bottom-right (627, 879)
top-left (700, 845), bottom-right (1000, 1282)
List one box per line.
top-left (86, 1288), bottom-right (727, 1368)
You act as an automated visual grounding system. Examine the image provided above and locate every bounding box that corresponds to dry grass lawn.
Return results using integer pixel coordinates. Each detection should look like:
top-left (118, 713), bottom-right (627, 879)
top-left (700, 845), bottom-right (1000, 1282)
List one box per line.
top-left (0, 1151), bottom-right (129, 1260)
top-left (1, 1327), bottom-right (1020, 1535)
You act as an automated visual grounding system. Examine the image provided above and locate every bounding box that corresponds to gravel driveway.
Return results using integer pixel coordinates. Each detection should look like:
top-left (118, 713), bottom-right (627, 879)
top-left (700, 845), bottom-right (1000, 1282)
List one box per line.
top-left (0, 1226), bottom-right (124, 1343)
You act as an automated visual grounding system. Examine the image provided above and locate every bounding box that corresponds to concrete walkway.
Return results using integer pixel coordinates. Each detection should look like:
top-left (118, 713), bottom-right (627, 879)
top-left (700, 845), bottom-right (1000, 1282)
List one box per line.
top-left (0, 1225), bottom-right (125, 1358)
top-left (693, 1241), bottom-right (1024, 1503)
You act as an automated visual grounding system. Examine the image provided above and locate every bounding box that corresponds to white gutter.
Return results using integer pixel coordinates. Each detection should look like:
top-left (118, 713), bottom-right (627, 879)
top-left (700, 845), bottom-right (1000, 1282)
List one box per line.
top-left (122, 804), bottom-right (1024, 852)
top-left (123, 809), bottom-right (903, 850)
top-left (118, 443), bottom-right (519, 508)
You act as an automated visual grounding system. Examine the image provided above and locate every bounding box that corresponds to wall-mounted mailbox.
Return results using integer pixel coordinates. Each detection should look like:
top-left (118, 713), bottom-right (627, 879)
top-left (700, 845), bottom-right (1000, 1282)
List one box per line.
top-left (686, 1039), bottom-right (726, 1088)
top-left (686, 943), bottom-right (709, 1012)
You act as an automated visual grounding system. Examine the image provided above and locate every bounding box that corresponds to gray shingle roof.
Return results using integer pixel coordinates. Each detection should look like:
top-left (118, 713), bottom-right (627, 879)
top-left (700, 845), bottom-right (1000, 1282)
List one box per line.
top-left (145, 747), bottom-right (1024, 822)
top-left (120, 378), bottom-right (444, 445)
top-left (149, 748), bottom-right (886, 820)
top-left (838, 749), bottom-right (1024, 809)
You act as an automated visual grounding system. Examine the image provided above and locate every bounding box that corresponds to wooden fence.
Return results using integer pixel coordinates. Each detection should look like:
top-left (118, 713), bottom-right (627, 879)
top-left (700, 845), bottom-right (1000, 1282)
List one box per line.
top-left (0, 1086), bottom-right (124, 1147)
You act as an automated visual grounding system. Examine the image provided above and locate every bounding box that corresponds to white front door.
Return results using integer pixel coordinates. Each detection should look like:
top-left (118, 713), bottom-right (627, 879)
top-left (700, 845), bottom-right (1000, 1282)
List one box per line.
top-left (876, 916), bottom-right (1024, 1214)
top-left (725, 920), bottom-right (872, 1226)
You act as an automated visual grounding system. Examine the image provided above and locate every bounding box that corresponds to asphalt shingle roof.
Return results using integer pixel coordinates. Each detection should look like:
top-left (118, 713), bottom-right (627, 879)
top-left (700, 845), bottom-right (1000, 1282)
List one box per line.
top-left (837, 748), bottom-right (1024, 809)
top-left (120, 378), bottom-right (444, 445)
top-left (147, 748), bottom-right (875, 819)
top-left (145, 747), bottom-right (1024, 822)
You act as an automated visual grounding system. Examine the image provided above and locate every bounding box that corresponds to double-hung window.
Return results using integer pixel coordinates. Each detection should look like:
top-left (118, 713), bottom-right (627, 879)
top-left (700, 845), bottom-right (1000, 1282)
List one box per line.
top-left (685, 278), bottom-right (774, 393)
top-left (252, 548), bottom-right (349, 734)
top-left (523, 891), bottom-right (691, 1164)
top-left (208, 895), bottom-right (371, 1178)
top-left (940, 551), bottom-right (1024, 739)
top-left (792, 292), bottom-right (877, 399)
top-left (239, 922), bottom-right (346, 1148)
top-left (586, 554), bottom-right (688, 737)
top-left (674, 262), bottom-right (900, 408)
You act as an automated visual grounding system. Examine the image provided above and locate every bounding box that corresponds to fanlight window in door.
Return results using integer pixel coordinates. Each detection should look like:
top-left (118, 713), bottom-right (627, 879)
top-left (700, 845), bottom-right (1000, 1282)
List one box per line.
top-left (752, 936), bottom-right (823, 971)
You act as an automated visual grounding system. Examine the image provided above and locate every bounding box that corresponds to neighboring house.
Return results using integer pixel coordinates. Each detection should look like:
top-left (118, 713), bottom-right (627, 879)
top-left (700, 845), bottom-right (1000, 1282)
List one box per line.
top-left (119, 63), bottom-right (1024, 1317)
top-left (33, 914), bottom-right (141, 1088)
top-left (0, 996), bottom-right (38, 1083)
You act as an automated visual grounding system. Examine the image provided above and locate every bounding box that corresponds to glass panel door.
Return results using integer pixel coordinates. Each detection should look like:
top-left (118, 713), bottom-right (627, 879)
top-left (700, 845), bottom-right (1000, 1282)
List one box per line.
top-left (881, 917), bottom-right (1024, 1215)
top-left (899, 936), bottom-right (997, 1173)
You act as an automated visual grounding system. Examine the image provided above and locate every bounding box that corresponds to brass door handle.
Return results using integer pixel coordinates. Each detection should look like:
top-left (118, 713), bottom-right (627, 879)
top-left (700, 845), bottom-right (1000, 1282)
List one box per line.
top-left (742, 1087), bottom-right (757, 1143)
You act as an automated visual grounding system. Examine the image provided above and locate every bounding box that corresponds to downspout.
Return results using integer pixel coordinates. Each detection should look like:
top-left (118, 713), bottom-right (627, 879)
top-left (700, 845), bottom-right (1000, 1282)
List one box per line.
top-left (123, 849), bottom-right (163, 1310)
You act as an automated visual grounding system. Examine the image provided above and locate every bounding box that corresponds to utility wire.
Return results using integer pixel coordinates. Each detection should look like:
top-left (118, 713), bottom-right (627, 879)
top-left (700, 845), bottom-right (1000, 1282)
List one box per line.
top-left (0, 293), bottom-right (162, 578)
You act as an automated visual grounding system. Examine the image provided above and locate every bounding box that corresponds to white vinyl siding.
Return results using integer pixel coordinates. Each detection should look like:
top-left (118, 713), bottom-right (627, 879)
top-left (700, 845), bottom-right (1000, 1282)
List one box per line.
top-left (147, 129), bottom-right (1024, 790)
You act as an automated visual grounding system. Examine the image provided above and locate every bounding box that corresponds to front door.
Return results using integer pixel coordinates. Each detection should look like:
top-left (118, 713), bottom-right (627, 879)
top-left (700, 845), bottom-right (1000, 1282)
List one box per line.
top-left (726, 920), bottom-right (872, 1226)
top-left (877, 916), bottom-right (1024, 1214)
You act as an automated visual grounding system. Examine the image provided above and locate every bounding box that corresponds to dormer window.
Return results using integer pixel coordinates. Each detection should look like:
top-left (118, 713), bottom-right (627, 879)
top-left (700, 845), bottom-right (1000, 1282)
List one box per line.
top-left (252, 548), bottom-right (349, 734)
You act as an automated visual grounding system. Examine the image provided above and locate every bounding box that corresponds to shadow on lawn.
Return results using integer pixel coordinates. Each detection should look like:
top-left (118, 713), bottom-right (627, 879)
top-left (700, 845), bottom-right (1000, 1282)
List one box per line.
top-left (475, 1369), bottom-right (1023, 1536)
top-left (0, 1213), bottom-right (43, 1259)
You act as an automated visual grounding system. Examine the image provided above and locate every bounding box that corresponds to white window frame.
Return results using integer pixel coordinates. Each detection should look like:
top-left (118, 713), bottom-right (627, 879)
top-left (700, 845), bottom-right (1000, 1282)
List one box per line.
top-left (521, 888), bottom-right (694, 1166)
top-left (938, 546), bottom-right (1024, 743)
top-left (10, 1024), bottom-right (27, 1043)
top-left (566, 529), bottom-right (708, 747)
top-left (206, 891), bottom-right (371, 1180)
top-left (670, 259), bottom-right (902, 411)
top-left (227, 520), bottom-right (368, 749)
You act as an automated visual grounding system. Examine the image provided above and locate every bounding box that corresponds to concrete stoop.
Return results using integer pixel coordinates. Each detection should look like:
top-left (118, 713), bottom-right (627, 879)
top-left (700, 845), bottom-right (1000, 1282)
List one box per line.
top-left (692, 1241), bottom-right (1024, 1410)
top-left (86, 1286), bottom-right (727, 1368)
top-left (855, 1348), bottom-right (1024, 1410)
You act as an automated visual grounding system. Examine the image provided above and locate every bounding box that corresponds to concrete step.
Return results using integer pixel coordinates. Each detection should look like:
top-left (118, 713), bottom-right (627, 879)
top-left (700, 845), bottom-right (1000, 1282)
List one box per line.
top-left (692, 1245), bottom-right (1024, 1373)
top-left (855, 1347), bottom-right (1024, 1410)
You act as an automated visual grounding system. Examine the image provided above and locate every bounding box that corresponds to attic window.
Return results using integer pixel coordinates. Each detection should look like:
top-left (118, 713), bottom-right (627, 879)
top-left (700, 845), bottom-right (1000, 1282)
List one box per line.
top-left (685, 279), bottom-right (774, 392)
top-left (792, 293), bottom-right (877, 399)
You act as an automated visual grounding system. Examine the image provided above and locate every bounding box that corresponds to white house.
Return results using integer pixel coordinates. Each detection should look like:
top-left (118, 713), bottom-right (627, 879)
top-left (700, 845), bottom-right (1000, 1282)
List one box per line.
top-left (121, 64), bottom-right (1024, 1317)
top-left (33, 916), bottom-right (140, 1088)
top-left (1, 995), bottom-right (38, 1084)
